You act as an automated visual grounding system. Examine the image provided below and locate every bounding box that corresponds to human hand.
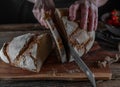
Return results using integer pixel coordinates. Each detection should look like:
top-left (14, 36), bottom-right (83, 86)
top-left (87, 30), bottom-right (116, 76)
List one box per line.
top-left (69, 0), bottom-right (98, 31)
top-left (32, 0), bottom-right (55, 28)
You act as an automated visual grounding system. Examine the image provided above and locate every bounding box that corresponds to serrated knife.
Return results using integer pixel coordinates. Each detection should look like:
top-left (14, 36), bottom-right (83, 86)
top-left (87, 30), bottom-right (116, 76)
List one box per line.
top-left (69, 44), bottom-right (96, 87)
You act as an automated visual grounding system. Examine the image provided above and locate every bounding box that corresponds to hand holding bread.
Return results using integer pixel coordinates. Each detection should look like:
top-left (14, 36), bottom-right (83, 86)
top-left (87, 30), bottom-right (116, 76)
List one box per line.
top-left (32, 0), bottom-right (98, 31)
top-left (69, 0), bottom-right (98, 31)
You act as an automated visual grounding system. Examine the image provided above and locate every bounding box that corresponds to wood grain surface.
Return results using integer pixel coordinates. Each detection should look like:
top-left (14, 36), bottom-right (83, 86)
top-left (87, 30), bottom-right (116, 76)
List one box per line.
top-left (0, 24), bottom-right (119, 87)
top-left (0, 44), bottom-right (112, 80)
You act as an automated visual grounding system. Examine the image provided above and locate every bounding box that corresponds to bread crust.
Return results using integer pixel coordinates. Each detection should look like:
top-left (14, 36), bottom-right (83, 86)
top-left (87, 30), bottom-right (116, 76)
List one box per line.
top-left (0, 33), bottom-right (53, 72)
top-left (45, 13), bottom-right (67, 63)
top-left (55, 8), bottom-right (95, 61)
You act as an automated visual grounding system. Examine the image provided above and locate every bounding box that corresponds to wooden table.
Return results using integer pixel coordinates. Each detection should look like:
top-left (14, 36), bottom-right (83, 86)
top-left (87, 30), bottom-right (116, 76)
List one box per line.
top-left (0, 63), bottom-right (120, 87)
top-left (0, 24), bottom-right (119, 87)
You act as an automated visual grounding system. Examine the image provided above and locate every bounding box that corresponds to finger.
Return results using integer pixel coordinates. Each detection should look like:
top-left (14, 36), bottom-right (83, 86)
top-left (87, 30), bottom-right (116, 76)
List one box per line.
top-left (40, 18), bottom-right (49, 28)
top-left (69, 4), bottom-right (75, 20)
top-left (39, 18), bottom-right (48, 29)
top-left (33, 8), bottom-right (40, 20)
top-left (39, 9), bottom-right (46, 27)
top-left (88, 3), bottom-right (95, 31)
top-left (72, 4), bottom-right (80, 20)
top-left (94, 7), bottom-right (98, 31)
top-left (39, 18), bottom-right (45, 26)
top-left (42, 20), bottom-right (49, 28)
top-left (80, 1), bottom-right (89, 30)
top-left (32, 0), bottom-right (49, 29)
top-left (32, 0), bottom-right (42, 22)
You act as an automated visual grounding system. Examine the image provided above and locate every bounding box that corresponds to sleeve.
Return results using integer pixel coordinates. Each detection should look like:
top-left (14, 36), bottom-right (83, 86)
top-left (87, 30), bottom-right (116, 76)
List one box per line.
top-left (98, 0), bottom-right (120, 19)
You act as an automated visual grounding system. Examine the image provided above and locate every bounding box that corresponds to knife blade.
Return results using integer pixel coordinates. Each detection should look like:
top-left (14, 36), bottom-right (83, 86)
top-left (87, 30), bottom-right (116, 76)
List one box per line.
top-left (69, 44), bottom-right (96, 87)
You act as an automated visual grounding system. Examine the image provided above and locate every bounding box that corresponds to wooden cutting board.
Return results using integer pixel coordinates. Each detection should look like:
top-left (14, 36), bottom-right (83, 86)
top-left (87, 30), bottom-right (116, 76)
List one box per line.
top-left (0, 42), bottom-right (113, 80)
top-left (0, 24), bottom-right (116, 81)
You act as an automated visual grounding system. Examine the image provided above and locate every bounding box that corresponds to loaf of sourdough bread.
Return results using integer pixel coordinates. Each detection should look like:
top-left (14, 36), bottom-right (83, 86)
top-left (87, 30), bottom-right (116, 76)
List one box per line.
top-left (54, 8), bottom-right (95, 61)
top-left (0, 33), bottom-right (53, 72)
top-left (43, 8), bottom-right (95, 62)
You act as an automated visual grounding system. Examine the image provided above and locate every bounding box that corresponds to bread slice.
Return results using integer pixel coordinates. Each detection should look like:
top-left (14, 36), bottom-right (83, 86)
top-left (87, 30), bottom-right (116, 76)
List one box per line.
top-left (55, 8), bottom-right (95, 61)
top-left (45, 13), bottom-right (67, 63)
top-left (0, 33), bottom-right (53, 72)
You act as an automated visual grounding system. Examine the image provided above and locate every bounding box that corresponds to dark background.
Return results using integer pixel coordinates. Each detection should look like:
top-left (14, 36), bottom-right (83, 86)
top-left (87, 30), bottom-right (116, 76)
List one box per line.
top-left (0, 0), bottom-right (119, 24)
top-left (98, 0), bottom-right (120, 20)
